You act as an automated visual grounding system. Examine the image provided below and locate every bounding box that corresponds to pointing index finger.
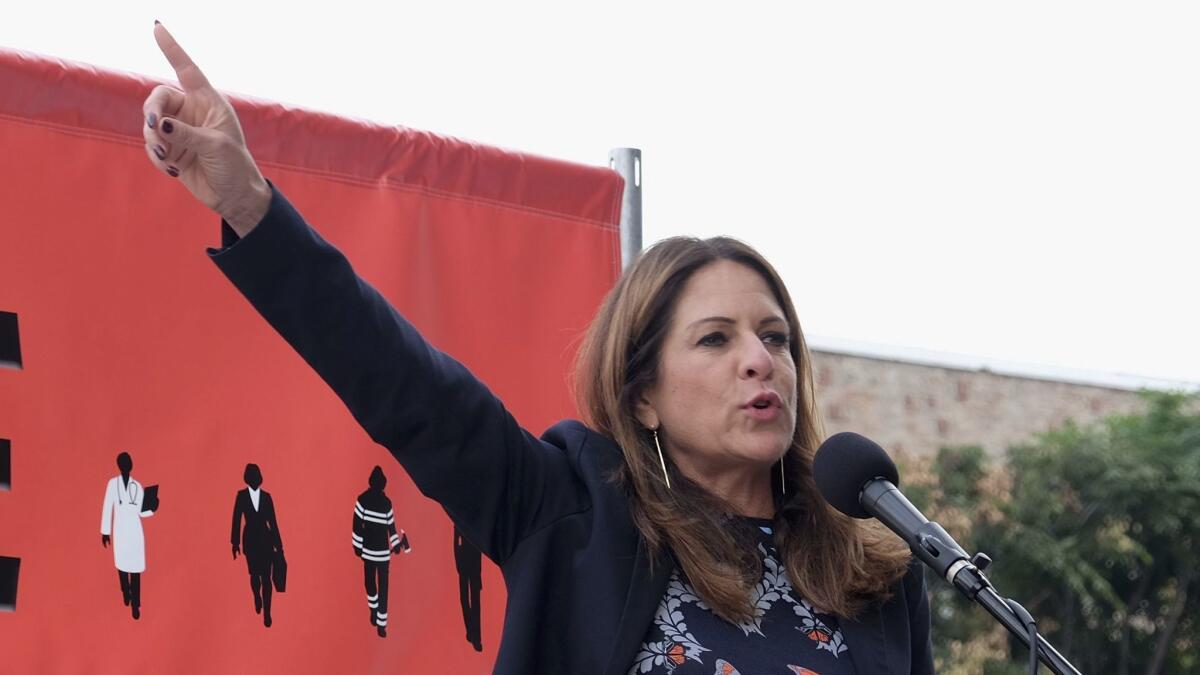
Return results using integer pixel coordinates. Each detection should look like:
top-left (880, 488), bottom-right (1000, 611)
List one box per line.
top-left (153, 22), bottom-right (213, 93)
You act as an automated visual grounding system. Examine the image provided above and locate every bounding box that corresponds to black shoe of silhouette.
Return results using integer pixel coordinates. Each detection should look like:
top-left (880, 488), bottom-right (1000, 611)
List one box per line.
top-left (132, 605), bottom-right (140, 620)
top-left (255, 595), bottom-right (262, 614)
top-left (122, 589), bottom-right (130, 606)
top-left (264, 612), bottom-right (272, 628)
top-left (377, 626), bottom-right (386, 638)
top-left (472, 640), bottom-right (483, 652)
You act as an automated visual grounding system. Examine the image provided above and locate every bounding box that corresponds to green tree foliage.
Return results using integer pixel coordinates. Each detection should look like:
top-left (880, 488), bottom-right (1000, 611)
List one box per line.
top-left (901, 392), bottom-right (1199, 674)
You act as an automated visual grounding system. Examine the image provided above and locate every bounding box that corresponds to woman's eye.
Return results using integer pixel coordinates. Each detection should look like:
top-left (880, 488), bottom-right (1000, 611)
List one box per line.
top-left (762, 332), bottom-right (790, 347)
top-left (698, 332), bottom-right (727, 347)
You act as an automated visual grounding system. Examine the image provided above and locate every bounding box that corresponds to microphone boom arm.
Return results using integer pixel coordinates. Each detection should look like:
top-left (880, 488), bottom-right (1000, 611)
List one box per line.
top-left (860, 480), bottom-right (1083, 675)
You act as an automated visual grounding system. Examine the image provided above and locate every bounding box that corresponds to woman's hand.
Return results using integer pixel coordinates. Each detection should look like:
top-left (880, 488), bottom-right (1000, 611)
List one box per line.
top-left (101, 534), bottom-right (110, 548)
top-left (143, 23), bottom-right (271, 235)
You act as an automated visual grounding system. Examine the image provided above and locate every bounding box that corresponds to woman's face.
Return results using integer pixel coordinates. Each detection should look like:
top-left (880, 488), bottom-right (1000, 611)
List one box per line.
top-left (638, 260), bottom-right (798, 480)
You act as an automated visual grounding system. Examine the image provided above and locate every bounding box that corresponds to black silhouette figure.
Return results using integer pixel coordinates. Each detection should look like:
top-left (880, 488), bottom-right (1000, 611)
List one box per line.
top-left (454, 525), bottom-right (483, 651)
top-left (231, 463), bottom-right (283, 627)
top-left (100, 452), bottom-right (155, 620)
top-left (1, 437), bottom-right (11, 490)
top-left (0, 310), bottom-right (21, 368)
top-left (0, 556), bottom-right (18, 612)
top-left (352, 466), bottom-right (409, 638)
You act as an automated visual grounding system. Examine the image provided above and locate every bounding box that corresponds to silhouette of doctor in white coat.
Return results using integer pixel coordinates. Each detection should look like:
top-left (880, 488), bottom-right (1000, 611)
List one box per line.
top-left (100, 452), bottom-right (154, 619)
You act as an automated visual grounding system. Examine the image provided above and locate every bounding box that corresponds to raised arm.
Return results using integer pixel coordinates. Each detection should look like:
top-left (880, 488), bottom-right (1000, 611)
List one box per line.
top-left (143, 23), bottom-right (270, 235)
top-left (143, 25), bottom-right (587, 564)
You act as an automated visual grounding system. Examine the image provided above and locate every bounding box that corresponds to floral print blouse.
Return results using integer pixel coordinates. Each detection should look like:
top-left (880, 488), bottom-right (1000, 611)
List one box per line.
top-left (629, 519), bottom-right (855, 675)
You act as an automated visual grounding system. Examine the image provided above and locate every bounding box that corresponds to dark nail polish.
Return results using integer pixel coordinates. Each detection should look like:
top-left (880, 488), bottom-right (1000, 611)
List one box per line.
top-left (153, 145), bottom-right (166, 160)
top-left (154, 20), bottom-right (161, 26)
top-left (146, 113), bottom-right (157, 129)
top-left (161, 119), bottom-right (174, 134)
top-left (167, 166), bottom-right (179, 178)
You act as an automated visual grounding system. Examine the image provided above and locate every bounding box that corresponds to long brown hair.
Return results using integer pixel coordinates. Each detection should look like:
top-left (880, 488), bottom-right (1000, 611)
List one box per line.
top-left (575, 236), bottom-right (910, 623)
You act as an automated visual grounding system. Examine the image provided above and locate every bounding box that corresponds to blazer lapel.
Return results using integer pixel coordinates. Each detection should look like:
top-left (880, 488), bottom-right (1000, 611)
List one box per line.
top-left (841, 603), bottom-right (892, 675)
top-left (603, 538), bottom-right (673, 675)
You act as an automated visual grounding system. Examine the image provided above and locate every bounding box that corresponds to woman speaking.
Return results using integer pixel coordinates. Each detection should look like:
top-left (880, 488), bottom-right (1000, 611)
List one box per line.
top-left (142, 23), bottom-right (932, 675)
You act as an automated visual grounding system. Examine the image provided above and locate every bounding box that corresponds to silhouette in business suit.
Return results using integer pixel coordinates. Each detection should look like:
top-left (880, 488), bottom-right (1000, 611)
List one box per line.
top-left (454, 525), bottom-right (483, 651)
top-left (231, 463), bottom-right (283, 627)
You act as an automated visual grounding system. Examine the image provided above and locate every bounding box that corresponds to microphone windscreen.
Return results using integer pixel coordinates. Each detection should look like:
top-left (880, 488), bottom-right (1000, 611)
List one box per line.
top-left (812, 431), bottom-right (900, 519)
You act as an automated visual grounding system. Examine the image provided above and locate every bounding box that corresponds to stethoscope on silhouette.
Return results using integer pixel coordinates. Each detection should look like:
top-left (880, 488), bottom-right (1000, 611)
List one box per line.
top-left (117, 478), bottom-right (139, 506)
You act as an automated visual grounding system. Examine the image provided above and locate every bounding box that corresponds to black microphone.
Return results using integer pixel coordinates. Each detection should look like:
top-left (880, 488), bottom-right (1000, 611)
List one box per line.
top-left (812, 431), bottom-right (973, 586)
top-left (813, 431), bottom-right (1083, 675)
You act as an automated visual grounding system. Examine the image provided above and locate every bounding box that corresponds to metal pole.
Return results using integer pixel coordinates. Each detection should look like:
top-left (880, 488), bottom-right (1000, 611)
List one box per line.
top-left (608, 148), bottom-right (642, 270)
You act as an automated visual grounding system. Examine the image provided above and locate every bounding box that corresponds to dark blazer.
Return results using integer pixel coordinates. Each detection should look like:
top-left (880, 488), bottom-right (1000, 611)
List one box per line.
top-left (209, 186), bottom-right (934, 675)
top-left (231, 488), bottom-right (282, 576)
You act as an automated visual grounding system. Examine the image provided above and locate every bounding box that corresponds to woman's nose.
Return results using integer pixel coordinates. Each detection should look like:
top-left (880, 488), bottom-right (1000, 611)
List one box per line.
top-left (740, 335), bottom-right (774, 380)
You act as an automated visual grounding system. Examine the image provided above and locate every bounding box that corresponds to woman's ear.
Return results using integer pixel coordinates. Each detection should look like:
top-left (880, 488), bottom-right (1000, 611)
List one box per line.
top-left (634, 391), bottom-right (660, 430)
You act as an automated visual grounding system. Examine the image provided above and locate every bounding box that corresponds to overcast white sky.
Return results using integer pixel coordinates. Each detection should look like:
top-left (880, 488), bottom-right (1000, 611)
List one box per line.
top-left (4, 2), bottom-right (1199, 385)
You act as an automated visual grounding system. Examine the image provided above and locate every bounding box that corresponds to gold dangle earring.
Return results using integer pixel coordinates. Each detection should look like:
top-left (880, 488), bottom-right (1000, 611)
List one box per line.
top-left (779, 457), bottom-right (786, 495)
top-left (653, 428), bottom-right (672, 489)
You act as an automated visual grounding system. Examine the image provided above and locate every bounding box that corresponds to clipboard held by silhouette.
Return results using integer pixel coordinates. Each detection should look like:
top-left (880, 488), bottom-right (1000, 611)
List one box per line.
top-left (142, 484), bottom-right (159, 513)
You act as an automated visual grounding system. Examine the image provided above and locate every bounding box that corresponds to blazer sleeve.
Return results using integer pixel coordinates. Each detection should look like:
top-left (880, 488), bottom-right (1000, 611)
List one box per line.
top-left (231, 493), bottom-right (243, 547)
top-left (207, 186), bottom-right (586, 565)
top-left (266, 493), bottom-right (283, 550)
top-left (905, 561), bottom-right (935, 675)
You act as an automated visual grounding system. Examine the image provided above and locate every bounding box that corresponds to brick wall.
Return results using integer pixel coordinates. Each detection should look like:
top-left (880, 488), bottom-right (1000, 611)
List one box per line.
top-left (810, 349), bottom-right (1149, 457)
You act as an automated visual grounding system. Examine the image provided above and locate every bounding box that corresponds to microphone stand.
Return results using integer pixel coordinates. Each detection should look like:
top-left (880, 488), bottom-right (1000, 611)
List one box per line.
top-left (861, 481), bottom-right (1082, 674)
top-left (932, 533), bottom-right (1082, 675)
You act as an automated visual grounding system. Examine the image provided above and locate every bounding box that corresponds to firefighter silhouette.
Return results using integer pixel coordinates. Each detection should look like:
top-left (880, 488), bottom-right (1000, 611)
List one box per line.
top-left (352, 466), bottom-right (409, 638)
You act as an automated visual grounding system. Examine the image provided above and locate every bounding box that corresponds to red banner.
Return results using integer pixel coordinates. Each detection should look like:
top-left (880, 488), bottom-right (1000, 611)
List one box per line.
top-left (0, 47), bottom-right (622, 673)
